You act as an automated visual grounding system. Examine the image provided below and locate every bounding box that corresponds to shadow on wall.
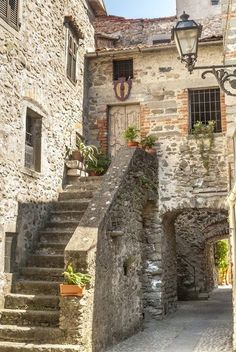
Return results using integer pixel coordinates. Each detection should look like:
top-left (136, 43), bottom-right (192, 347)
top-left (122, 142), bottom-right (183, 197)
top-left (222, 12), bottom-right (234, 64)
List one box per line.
top-left (161, 207), bottom-right (229, 303)
top-left (4, 200), bottom-right (55, 277)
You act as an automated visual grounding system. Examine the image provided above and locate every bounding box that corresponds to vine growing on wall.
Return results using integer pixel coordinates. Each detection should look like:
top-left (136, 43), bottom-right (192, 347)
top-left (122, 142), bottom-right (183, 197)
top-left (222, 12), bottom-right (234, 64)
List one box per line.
top-left (192, 120), bottom-right (215, 173)
top-left (215, 240), bottom-right (230, 285)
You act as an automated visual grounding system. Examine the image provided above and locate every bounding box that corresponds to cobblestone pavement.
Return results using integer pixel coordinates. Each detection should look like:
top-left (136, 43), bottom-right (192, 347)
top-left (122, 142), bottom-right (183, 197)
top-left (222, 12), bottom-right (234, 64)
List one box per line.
top-left (107, 287), bottom-right (233, 352)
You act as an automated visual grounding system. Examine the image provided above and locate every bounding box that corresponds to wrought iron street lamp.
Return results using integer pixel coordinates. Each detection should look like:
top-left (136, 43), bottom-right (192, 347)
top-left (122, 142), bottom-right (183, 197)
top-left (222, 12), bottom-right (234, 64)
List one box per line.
top-left (172, 12), bottom-right (236, 96)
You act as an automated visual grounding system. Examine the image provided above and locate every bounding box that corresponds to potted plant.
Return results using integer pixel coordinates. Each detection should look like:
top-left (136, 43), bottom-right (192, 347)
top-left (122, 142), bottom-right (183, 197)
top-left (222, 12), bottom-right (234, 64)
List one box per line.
top-left (86, 151), bottom-right (111, 176)
top-left (65, 137), bottom-right (98, 164)
top-left (60, 264), bottom-right (92, 297)
top-left (140, 135), bottom-right (156, 154)
top-left (123, 126), bottom-right (139, 147)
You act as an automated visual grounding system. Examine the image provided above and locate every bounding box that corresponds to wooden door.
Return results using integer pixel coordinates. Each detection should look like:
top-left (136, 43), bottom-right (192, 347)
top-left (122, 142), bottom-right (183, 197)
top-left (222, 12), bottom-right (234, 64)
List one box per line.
top-left (109, 104), bottom-right (140, 156)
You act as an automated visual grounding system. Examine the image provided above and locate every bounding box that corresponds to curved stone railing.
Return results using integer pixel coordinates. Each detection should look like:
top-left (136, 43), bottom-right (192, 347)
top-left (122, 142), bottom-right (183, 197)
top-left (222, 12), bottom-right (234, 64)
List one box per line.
top-left (60, 147), bottom-right (158, 351)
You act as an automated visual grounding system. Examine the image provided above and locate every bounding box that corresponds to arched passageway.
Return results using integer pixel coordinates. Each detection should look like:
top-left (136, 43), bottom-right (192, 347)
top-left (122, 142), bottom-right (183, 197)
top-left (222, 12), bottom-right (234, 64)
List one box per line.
top-left (161, 207), bottom-right (229, 308)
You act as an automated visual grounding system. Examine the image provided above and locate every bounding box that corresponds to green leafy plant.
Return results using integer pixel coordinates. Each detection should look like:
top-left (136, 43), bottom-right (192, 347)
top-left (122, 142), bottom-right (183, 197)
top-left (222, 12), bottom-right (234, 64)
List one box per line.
top-left (65, 137), bottom-right (98, 166)
top-left (192, 120), bottom-right (215, 172)
top-left (140, 135), bottom-right (156, 149)
top-left (63, 264), bottom-right (91, 286)
top-left (86, 151), bottom-right (110, 175)
top-left (215, 240), bottom-right (229, 285)
top-left (123, 125), bottom-right (139, 142)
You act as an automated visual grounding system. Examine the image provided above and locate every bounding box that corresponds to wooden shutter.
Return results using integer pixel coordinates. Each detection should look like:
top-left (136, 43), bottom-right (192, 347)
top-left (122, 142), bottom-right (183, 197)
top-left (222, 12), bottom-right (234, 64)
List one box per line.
top-left (67, 31), bottom-right (78, 83)
top-left (0, 0), bottom-right (8, 20)
top-left (0, 0), bottom-right (19, 29)
top-left (9, 0), bottom-right (19, 28)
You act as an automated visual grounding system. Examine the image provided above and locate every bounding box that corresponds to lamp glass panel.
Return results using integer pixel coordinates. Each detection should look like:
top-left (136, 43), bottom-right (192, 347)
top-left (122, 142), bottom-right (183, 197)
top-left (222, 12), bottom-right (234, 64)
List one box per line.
top-left (175, 28), bottom-right (198, 56)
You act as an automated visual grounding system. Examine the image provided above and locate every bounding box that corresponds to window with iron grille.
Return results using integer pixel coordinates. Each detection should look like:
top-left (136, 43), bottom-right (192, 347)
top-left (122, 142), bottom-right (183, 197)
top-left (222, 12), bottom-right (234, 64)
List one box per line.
top-left (25, 109), bottom-right (42, 172)
top-left (67, 30), bottom-right (78, 84)
top-left (211, 0), bottom-right (219, 5)
top-left (189, 88), bottom-right (222, 133)
top-left (0, 0), bottom-right (19, 30)
top-left (113, 59), bottom-right (133, 81)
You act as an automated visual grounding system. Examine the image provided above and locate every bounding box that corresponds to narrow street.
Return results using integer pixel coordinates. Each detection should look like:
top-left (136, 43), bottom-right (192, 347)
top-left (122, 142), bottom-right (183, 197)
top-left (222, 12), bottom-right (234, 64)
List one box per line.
top-left (108, 287), bottom-right (233, 352)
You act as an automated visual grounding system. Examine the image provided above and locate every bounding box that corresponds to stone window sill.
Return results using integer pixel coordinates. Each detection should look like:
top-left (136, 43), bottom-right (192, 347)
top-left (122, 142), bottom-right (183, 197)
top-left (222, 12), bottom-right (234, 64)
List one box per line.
top-left (21, 167), bottom-right (41, 179)
top-left (0, 18), bottom-right (20, 39)
top-left (187, 132), bottom-right (224, 140)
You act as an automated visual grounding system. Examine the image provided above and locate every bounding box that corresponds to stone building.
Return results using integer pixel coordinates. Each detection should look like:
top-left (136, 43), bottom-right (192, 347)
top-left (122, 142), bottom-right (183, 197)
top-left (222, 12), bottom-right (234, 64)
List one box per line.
top-left (0, 0), bottom-right (235, 351)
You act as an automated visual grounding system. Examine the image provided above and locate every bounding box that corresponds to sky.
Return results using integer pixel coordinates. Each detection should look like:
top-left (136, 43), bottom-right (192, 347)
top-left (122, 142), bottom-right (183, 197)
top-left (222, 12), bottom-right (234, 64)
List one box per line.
top-left (103, 0), bottom-right (176, 19)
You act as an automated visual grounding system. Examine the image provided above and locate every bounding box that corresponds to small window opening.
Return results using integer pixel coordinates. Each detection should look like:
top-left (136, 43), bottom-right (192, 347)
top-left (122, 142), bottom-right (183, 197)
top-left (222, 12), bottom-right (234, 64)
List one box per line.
top-left (4, 232), bottom-right (17, 273)
top-left (24, 108), bottom-right (42, 172)
top-left (67, 30), bottom-right (78, 83)
top-left (113, 59), bottom-right (133, 81)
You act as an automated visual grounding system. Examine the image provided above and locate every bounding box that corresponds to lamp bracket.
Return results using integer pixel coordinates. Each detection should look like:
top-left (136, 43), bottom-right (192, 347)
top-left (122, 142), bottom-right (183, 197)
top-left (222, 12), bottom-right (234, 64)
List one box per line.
top-left (193, 65), bottom-right (236, 97)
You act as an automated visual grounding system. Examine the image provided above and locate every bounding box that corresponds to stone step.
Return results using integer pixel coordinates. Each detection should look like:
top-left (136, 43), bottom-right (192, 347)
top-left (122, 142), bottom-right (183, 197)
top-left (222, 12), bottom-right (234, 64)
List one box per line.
top-left (50, 210), bottom-right (84, 222)
top-left (58, 190), bottom-right (93, 201)
top-left (67, 175), bottom-right (103, 187)
top-left (5, 294), bottom-right (60, 311)
top-left (13, 280), bottom-right (61, 296)
top-left (0, 325), bottom-right (63, 343)
top-left (27, 254), bottom-right (64, 268)
top-left (36, 243), bottom-right (66, 255)
top-left (46, 220), bottom-right (78, 229)
top-left (39, 231), bottom-right (72, 244)
top-left (0, 341), bottom-right (81, 352)
top-left (197, 292), bottom-right (209, 300)
top-left (54, 200), bottom-right (90, 211)
top-left (20, 267), bottom-right (62, 282)
top-left (65, 183), bottom-right (100, 191)
top-left (0, 309), bottom-right (59, 327)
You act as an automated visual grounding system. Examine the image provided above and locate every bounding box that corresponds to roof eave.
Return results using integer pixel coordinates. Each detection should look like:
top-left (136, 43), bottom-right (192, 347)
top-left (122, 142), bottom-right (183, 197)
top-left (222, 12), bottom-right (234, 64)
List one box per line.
top-left (86, 39), bottom-right (223, 58)
top-left (88, 0), bottom-right (107, 16)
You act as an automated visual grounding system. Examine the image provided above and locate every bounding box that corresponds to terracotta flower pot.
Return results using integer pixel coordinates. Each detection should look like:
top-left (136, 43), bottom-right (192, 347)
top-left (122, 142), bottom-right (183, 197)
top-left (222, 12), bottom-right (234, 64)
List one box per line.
top-left (127, 141), bottom-right (139, 147)
top-left (60, 284), bottom-right (85, 297)
top-left (71, 150), bottom-right (83, 162)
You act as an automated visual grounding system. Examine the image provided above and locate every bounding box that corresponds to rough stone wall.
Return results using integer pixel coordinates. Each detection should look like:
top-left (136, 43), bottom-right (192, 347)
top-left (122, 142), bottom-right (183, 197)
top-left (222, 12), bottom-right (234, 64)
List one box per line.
top-left (64, 148), bottom-right (159, 352)
top-left (87, 42), bottom-right (229, 314)
top-left (94, 15), bottom-right (222, 49)
top-left (0, 0), bottom-right (96, 306)
top-left (221, 0), bottom-right (236, 349)
top-left (175, 209), bottom-right (228, 296)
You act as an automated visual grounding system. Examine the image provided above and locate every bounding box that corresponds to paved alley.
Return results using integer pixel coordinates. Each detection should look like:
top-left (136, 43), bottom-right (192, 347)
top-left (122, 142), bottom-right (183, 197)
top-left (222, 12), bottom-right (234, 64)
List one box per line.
top-left (107, 287), bottom-right (233, 352)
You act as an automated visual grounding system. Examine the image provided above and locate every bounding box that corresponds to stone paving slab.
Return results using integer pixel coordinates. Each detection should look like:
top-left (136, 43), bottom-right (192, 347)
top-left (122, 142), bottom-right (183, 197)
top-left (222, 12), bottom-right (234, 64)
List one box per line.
top-left (107, 287), bottom-right (233, 352)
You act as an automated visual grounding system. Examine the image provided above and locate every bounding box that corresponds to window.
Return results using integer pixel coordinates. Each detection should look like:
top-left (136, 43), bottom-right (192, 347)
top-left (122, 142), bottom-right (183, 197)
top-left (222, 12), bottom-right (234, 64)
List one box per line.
top-left (113, 59), bottom-right (133, 81)
top-left (67, 30), bottom-right (78, 83)
top-left (0, 0), bottom-right (19, 30)
top-left (25, 109), bottom-right (42, 172)
top-left (153, 39), bottom-right (171, 45)
top-left (189, 88), bottom-right (222, 132)
top-left (211, 0), bottom-right (219, 5)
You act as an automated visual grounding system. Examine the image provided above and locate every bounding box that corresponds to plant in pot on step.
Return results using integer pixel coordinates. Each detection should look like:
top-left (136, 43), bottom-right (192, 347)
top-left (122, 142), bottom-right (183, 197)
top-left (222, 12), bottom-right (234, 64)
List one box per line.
top-left (140, 135), bottom-right (157, 155)
top-left (60, 263), bottom-right (92, 297)
top-left (65, 136), bottom-right (98, 163)
top-left (123, 125), bottom-right (139, 147)
top-left (86, 150), bottom-right (111, 176)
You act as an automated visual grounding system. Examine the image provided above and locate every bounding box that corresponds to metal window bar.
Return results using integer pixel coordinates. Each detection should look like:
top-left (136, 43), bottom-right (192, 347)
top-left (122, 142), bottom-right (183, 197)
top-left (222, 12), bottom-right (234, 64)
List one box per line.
top-left (189, 88), bottom-right (221, 132)
top-left (113, 59), bottom-right (133, 81)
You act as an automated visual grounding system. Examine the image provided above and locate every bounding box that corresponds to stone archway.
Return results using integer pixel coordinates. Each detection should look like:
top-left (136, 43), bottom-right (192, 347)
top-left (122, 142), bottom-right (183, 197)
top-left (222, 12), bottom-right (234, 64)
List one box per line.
top-left (161, 206), bottom-right (229, 308)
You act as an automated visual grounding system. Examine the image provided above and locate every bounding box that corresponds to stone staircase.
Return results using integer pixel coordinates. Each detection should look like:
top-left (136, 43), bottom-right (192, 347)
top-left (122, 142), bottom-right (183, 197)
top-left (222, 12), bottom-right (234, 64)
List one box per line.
top-left (0, 176), bottom-right (102, 351)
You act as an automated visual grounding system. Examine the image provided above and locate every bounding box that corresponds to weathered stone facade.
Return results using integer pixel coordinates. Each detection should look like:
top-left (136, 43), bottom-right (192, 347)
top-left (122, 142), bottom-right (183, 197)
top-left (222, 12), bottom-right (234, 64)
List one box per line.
top-left (86, 8), bottom-right (230, 332)
top-left (1, 0), bottom-right (235, 351)
top-left (64, 148), bottom-right (159, 351)
top-left (0, 0), bottom-right (105, 307)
